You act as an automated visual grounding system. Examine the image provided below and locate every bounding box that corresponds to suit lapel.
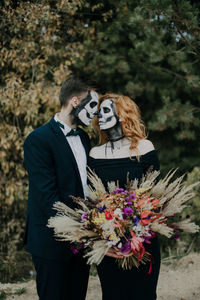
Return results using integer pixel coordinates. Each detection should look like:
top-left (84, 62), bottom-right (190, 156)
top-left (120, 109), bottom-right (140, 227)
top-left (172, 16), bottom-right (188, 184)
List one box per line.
top-left (48, 117), bottom-right (83, 188)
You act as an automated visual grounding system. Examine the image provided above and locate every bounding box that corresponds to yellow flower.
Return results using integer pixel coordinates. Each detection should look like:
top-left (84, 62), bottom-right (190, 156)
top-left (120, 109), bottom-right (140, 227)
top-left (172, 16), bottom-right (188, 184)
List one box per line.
top-left (92, 213), bottom-right (106, 225)
top-left (108, 232), bottom-right (118, 241)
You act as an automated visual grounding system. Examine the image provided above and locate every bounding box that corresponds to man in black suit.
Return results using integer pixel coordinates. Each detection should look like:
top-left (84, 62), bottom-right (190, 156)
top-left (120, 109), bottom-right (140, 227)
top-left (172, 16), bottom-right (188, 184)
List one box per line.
top-left (24, 76), bottom-right (98, 300)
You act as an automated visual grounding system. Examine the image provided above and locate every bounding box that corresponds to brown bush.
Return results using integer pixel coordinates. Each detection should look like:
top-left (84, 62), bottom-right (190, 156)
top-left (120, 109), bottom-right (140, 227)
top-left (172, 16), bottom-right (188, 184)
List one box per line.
top-left (0, 0), bottom-right (83, 282)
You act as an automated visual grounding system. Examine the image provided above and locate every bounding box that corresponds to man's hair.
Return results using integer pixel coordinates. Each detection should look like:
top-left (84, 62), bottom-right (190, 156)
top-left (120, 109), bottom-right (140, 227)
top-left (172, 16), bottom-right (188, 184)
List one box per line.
top-left (59, 76), bottom-right (89, 107)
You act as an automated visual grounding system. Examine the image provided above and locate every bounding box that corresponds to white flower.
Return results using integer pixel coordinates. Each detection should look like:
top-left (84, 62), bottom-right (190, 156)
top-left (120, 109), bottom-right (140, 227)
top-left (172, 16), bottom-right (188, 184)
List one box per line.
top-left (107, 238), bottom-right (120, 247)
top-left (117, 242), bottom-right (122, 248)
top-left (132, 224), bottom-right (151, 238)
top-left (114, 208), bottom-right (123, 220)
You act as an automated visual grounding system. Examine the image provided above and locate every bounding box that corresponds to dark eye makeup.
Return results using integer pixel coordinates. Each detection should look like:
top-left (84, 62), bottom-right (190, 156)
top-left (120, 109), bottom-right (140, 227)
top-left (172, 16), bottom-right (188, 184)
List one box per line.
top-left (103, 107), bottom-right (111, 113)
top-left (89, 101), bottom-right (97, 108)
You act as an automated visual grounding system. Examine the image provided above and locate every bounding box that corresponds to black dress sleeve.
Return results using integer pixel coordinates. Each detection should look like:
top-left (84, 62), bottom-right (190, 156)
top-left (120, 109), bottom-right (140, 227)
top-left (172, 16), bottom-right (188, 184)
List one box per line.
top-left (141, 150), bottom-right (160, 175)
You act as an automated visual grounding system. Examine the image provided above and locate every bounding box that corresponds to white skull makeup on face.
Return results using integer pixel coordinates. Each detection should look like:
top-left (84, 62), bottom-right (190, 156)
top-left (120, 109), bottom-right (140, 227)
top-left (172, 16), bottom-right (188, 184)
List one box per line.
top-left (98, 99), bottom-right (118, 130)
top-left (76, 90), bottom-right (98, 126)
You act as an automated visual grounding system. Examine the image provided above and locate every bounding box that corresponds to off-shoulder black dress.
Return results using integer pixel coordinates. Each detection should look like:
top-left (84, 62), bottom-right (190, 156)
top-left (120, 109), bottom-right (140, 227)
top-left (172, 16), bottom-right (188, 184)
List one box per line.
top-left (88, 150), bottom-right (161, 300)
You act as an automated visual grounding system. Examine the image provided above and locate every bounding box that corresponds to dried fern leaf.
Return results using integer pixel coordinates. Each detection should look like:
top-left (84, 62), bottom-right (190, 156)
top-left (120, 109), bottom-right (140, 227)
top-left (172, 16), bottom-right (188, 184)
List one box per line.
top-left (84, 240), bottom-right (110, 265)
top-left (162, 182), bottom-right (200, 216)
top-left (52, 201), bottom-right (80, 218)
top-left (150, 222), bottom-right (174, 238)
top-left (87, 167), bottom-right (107, 198)
top-left (107, 181), bottom-right (118, 193)
top-left (139, 170), bottom-right (160, 189)
top-left (173, 219), bottom-right (199, 233)
top-left (47, 215), bottom-right (98, 242)
top-left (86, 185), bottom-right (97, 200)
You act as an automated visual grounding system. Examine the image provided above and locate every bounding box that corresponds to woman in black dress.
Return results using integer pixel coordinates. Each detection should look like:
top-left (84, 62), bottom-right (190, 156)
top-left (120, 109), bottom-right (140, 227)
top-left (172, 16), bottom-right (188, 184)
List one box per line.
top-left (88, 93), bottom-right (161, 300)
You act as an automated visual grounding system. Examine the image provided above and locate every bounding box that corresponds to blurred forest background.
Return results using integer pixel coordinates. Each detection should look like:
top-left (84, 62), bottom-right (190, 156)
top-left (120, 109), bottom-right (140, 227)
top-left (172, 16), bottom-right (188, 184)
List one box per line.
top-left (0, 0), bottom-right (200, 283)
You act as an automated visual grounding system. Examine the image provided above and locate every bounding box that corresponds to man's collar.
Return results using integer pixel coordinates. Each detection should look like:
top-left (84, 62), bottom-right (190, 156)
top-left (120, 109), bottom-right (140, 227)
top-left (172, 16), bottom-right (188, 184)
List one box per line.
top-left (54, 113), bottom-right (76, 134)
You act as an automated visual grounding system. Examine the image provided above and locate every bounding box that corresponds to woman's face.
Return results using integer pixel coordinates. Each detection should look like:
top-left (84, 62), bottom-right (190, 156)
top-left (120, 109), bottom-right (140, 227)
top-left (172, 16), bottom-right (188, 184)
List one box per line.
top-left (98, 99), bottom-right (118, 130)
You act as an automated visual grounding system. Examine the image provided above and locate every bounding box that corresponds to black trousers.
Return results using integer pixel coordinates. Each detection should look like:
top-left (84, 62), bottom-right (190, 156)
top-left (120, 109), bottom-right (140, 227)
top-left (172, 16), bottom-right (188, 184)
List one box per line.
top-left (97, 238), bottom-right (161, 300)
top-left (32, 253), bottom-right (90, 300)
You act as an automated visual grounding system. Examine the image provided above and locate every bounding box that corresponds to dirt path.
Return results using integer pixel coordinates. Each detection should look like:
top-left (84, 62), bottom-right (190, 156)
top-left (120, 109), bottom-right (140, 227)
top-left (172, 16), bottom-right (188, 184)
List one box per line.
top-left (1, 253), bottom-right (200, 300)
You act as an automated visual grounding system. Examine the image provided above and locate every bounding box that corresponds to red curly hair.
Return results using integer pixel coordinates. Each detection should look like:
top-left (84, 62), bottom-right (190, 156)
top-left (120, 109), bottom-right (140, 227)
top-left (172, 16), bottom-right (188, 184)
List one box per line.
top-left (92, 93), bottom-right (147, 154)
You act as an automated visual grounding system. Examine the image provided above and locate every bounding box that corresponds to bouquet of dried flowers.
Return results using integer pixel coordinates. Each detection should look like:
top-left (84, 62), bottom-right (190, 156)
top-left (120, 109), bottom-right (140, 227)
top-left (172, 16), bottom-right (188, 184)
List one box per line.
top-left (47, 169), bottom-right (199, 270)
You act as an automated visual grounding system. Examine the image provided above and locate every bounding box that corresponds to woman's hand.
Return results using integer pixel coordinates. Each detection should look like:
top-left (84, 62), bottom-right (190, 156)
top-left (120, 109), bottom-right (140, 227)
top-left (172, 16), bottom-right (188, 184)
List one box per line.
top-left (106, 248), bottom-right (124, 258)
top-left (106, 247), bottom-right (133, 259)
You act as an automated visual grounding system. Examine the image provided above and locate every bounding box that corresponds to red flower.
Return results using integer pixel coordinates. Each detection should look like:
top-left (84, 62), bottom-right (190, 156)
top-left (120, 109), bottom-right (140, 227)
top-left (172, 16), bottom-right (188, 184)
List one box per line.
top-left (105, 210), bottom-right (114, 220)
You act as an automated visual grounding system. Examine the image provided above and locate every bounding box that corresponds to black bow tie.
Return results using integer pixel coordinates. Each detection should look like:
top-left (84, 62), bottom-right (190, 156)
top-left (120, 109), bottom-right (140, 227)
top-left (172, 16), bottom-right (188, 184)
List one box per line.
top-left (57, 121), bottom-right (80, 137)
top-left (66, 129), bottom-right (80, 137)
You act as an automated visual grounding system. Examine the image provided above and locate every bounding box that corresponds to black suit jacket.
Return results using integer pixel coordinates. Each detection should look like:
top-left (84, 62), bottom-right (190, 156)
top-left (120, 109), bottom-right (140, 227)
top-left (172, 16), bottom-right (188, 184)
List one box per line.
top-left (24, 117), bottom-right (91, 261)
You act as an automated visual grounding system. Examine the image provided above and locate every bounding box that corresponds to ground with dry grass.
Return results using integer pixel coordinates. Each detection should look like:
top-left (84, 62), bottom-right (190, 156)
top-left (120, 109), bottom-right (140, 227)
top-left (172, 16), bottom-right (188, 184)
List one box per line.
top-left (0, 252), bottom-right (200, 300)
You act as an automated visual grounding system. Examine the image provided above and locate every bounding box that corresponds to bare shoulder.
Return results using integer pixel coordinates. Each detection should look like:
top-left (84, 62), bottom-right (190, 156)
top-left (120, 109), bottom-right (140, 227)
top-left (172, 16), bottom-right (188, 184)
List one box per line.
top-left (137, 139), bottom-right (155, 155)
top-left (89, 144), bottom-right (106, 159)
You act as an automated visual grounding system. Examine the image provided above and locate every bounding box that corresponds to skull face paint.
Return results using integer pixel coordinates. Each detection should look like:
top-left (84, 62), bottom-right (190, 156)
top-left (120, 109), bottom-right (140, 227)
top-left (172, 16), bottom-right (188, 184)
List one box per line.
top-left (98, 99), bottom-right (118, 130)
top-left (76, 90), bottom-right (98, 126)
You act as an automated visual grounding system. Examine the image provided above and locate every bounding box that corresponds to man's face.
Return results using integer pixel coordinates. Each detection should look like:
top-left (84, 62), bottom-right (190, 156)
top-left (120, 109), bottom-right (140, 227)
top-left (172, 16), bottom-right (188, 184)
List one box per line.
top-left (98, 99), bottom-right (118, 130)
top-left (76, 90), bottom-right (98, 126)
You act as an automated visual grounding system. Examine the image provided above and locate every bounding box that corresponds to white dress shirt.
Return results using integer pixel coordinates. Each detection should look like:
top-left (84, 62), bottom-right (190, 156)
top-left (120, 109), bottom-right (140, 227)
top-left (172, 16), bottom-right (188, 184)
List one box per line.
top-left (54, 113), bottom-right (87, 198)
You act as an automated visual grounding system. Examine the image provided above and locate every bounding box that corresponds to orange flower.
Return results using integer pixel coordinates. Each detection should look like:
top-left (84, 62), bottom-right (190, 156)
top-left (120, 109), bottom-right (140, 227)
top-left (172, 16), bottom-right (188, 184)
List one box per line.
top-left (140, 211), bottom-right (152, 225)
top-left (152, 199), bottom-right (160, 207)
top-left (140, 211), bottom-right (151, 219)
top-left (136, 195), bottom-right (151, 208)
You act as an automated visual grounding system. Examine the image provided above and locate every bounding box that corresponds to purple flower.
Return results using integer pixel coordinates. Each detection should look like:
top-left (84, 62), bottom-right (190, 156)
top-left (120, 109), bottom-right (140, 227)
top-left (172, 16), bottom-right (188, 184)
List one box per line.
top-left (123, 207), bottom-right (133, 215)
top-left (144, 236), bottom-right (151, 243)
top-left (81, 212), bottom-right (88, 221)
top-left (174, 234), bottom-right (180, 241)
top-left (125, 196), bottom-right (133, 205)
top-left (113, 188), bottom-right (125, 194)
top-left (134, 216), bottom-right (139, 225)
top-left (98, 206), bottom-right (105, 212)
top-left (119, 242), bottom-right (131, 253)
top-left (130, 192), bottom-right (136, 199)
top-left (70, 245), bottom-right (79, 255)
